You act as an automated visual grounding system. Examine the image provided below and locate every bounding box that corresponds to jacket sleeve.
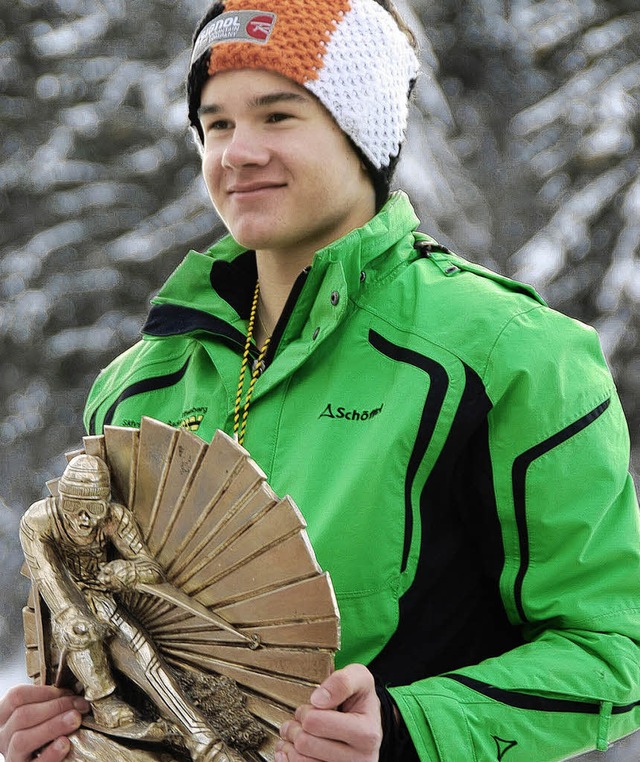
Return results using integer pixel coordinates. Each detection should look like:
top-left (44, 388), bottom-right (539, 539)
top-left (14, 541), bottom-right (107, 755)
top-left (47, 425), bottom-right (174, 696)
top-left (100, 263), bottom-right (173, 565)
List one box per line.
top-left (388, 306), bottom-right (640, 761)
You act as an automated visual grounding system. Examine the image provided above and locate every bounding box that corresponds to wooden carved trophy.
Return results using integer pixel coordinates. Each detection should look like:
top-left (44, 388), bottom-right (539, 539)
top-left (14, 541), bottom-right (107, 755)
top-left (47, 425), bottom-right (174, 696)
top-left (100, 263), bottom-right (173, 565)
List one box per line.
top-left (21, 417), bottom-right (340, 762)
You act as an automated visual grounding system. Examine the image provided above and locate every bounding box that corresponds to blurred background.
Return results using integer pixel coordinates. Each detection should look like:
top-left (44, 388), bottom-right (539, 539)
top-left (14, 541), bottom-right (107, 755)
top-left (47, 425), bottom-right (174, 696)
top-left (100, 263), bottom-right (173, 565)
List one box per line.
top-left (1, 0), bottom-right (638, 686)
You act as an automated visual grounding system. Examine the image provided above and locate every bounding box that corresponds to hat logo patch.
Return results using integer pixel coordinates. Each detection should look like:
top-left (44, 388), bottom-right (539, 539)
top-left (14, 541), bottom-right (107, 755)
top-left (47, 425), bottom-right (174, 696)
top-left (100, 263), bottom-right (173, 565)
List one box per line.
top-left (246, 14), bottom-right (276, 41)
top-left (191, 10), bottom-right (276, 64)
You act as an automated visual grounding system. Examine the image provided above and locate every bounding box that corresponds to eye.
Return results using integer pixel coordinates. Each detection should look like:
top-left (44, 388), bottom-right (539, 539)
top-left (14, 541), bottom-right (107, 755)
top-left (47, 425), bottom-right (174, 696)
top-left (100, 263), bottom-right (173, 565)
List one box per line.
top-left (207, 118), bottom-right (231, 131)
top-left (266, 112), bottom-right (292, 124)
top-left (201, 116), bottom-right (232, 135)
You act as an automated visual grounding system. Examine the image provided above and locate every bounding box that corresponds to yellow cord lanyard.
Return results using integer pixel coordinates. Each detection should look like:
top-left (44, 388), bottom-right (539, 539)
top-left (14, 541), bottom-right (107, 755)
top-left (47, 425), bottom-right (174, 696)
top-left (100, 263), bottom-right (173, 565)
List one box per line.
top-left (233, 280), bottom-right (270, 446)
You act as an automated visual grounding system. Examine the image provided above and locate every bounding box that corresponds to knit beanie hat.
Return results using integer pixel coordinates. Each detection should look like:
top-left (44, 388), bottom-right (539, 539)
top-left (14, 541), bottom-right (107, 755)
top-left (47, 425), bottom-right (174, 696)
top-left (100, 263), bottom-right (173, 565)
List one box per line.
top-left (187, 0), bottom-right (419, 206)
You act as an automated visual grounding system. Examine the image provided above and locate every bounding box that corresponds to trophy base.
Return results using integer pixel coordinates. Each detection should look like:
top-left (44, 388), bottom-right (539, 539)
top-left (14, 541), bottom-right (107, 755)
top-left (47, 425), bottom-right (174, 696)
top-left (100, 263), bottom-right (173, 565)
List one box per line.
top-left (81, 716), bottom-right (170, 743)
top-left (67, 727), bottom-right (185, 762)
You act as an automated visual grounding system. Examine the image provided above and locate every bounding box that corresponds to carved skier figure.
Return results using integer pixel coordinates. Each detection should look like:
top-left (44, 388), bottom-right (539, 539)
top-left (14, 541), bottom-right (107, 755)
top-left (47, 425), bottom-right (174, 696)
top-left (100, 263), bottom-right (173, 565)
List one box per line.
top-left (19, 454), bottom-right (245, 762)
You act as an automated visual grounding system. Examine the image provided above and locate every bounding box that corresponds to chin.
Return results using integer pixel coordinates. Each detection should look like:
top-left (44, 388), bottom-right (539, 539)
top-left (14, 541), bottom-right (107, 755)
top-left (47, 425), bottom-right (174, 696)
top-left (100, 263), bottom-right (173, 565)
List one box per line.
top-left (231, 228), bottom-right (282, 252)
top-left (224, 212), bottom-right (293, 251)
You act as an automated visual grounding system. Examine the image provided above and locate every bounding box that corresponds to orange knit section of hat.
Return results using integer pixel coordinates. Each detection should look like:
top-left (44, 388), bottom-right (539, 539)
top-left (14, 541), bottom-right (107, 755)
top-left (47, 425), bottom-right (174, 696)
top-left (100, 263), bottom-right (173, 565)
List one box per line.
top-left (208, 0), bottom-right (351, 85)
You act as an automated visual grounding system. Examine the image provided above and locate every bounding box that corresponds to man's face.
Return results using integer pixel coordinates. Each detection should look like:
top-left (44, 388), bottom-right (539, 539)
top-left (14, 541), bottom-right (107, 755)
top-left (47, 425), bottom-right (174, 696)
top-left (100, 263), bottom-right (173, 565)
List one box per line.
top-left (59, 496), bottom-right (106, 539)
top-left (198, 69), bottom-right (376, 267)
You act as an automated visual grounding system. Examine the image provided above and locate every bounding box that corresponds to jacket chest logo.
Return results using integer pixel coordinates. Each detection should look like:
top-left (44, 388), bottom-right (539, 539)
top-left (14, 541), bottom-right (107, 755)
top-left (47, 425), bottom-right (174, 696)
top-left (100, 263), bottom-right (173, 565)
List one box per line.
top-left (168, 406), bottom-right (208, 432)
top-left (319, 403), bottom-right (384, 422)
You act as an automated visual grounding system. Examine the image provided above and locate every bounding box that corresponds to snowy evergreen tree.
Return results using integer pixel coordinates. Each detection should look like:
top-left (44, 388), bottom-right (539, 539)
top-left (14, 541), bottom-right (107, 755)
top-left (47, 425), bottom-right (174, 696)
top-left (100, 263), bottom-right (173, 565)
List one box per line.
top-left (415, 0), bottom-right (639, 470)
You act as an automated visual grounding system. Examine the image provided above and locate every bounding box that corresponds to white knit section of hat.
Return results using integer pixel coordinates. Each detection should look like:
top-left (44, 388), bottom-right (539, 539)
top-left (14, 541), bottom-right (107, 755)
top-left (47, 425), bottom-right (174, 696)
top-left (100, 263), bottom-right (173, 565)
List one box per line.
top-left (306, 0), bottom-right (419, 170)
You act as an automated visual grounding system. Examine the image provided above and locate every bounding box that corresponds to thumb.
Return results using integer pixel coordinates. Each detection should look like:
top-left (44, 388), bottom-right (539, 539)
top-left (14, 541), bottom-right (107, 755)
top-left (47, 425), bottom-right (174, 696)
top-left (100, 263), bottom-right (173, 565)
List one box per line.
top-left (310, 664), bottom-right (375, 710)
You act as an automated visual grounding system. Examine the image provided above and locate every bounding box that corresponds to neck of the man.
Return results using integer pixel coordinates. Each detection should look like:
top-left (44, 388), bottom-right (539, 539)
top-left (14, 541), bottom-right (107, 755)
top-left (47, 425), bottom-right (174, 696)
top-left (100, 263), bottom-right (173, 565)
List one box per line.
top-left (252, 190), bottom-right (377, 343)
top-left (254, 249), bottom-right (312, 344)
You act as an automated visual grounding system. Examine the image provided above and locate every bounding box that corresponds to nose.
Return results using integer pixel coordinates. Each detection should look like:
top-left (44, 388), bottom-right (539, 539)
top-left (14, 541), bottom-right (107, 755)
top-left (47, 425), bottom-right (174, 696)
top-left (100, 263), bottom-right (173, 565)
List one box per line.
top-left (221, 126), bottom-right (270, 170)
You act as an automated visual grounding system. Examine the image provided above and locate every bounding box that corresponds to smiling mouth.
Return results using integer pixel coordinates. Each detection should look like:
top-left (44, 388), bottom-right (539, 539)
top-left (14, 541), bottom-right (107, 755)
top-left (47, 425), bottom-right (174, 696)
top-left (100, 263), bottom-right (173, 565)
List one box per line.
top-left (228, 183), bottom-right (285, 195)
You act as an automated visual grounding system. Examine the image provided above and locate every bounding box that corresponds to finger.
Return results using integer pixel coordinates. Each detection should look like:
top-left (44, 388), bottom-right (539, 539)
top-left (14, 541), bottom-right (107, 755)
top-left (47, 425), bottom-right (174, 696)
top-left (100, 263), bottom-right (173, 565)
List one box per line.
top-left (279, 718), bottom-right (300, 742)
top-left (4, 694), bottom-right (88, 737)
top-left (294, 705), bottom-right (381, 752)
top-left (27, 736), bottom-right (72, 762)
top-left (278, 723), bottom-right (354, 762)
top-left (275, 737), bottom-right (323, 762)
top-left (0, 686), bottom-right (76, 724)
top-left (310, 664), bottom-right (374, 710)
top-left (6, 708), bottom-right (84, 762)
top-left (274, 741), bottom-right (292, 762)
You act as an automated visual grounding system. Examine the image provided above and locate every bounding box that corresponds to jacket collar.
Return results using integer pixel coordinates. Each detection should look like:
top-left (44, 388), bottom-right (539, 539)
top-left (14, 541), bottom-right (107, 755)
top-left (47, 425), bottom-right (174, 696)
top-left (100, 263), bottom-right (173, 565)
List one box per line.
top-left (143, 191), bottom-right (420, 340)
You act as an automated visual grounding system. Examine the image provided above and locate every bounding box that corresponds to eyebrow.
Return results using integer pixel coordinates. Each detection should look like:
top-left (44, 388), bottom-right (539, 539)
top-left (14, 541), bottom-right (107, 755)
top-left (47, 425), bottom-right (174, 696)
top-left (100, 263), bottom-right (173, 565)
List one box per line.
top-left (198, 90), bottom-right (309, 117)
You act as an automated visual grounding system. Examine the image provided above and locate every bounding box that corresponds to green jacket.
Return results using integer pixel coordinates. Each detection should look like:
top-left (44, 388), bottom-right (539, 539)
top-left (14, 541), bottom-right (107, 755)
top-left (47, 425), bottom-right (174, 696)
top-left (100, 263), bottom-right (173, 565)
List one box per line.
top-left (85, 193), bottom-right (640, 761)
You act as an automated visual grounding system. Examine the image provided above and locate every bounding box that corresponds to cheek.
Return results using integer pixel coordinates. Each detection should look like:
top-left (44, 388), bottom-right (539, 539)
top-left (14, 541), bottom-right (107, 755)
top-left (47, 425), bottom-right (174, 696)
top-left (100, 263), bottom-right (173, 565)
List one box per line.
top-left (314, 136), bottom-right (360, 188)
top-left (201, 151), bottom-right (221, 193)
top-left (309, 157), bottom-right (356, 204)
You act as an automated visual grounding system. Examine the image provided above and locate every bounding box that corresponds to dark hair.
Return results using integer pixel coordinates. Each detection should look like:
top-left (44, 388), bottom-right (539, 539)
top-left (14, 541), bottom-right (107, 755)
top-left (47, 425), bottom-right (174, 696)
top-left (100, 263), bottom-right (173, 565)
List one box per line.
top-left (186, 1), bottom-right (418, 209)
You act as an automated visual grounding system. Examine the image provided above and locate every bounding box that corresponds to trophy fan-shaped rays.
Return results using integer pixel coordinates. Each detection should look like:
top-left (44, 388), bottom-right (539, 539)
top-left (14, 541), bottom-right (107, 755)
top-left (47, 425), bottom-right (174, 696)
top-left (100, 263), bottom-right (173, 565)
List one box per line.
top-left (75, 417), bottom-right (340, 760)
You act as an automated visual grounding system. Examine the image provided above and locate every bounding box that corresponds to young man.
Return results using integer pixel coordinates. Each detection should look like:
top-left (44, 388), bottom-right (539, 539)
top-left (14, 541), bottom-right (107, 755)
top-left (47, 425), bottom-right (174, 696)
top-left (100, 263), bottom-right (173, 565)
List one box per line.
top-left (2, 1), bottom-right (640, 761)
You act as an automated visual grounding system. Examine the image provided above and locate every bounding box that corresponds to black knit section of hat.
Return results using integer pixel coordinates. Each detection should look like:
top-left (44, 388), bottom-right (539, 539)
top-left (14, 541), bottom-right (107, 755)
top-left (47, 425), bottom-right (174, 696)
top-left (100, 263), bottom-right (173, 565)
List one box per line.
top-left (187, 1), bottom-right (225, 143)
top-left (359, 149), bottom-right (395, 212)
